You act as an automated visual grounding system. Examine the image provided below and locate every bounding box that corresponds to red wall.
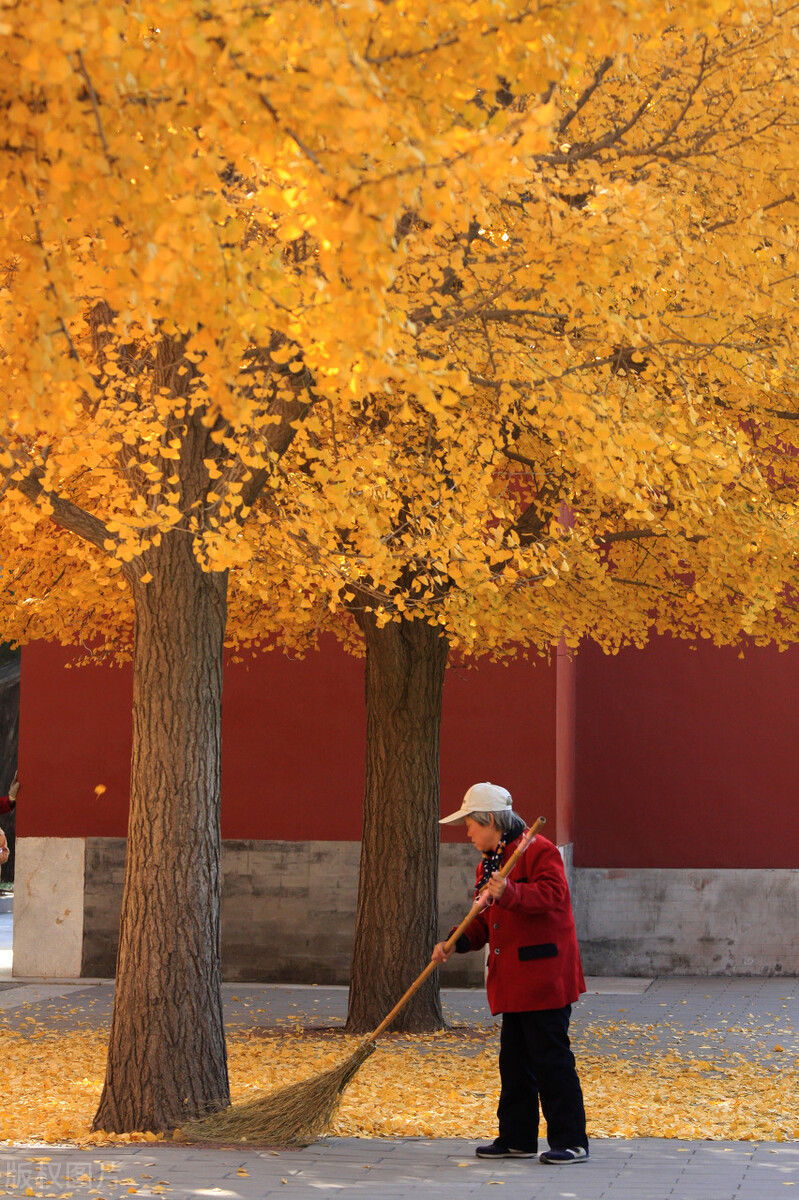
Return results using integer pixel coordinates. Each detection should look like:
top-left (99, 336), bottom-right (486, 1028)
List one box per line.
top-left (574, 636), bottom-right (799, 868)
top-left (18, 640), bottom-right (562, 843)
top-left (441, 654), bottom-right (558, 837)
top-left (23, 632), bottom-right (798, 867)
top-left (555, 645), bottom-right (576, 846)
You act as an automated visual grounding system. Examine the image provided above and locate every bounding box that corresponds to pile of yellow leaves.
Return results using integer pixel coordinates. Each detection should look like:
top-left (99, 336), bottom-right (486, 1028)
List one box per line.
top-left (0, 1025), bottom-right (795, 1146)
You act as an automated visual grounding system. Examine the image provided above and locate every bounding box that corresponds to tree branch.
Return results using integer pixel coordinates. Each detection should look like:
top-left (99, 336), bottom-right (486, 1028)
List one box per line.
top-left (557, 56), bottom-right (614, 136)
top-left (258, 93), bottom-right (330, 177)
top-left (11, 468), bottom-right (116, 554)
top-left (239, 337), bottom-right (321, 509)
top-left (597, 526), bottom-right (706, 546)
top-left (705, 192), bottom-right (796, 234)
top-left (74, 51), bottom-right (116, 170)
top-left (364, 6), bottom-right (544, 65)
top-left (28, 206), bottom-right (82, 365)
top-left (596, 528), bottom-right (662, 544)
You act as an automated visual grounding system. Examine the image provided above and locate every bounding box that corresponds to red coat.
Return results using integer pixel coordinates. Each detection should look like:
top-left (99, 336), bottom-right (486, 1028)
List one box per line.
top-left (458, 833), bottom-right (586, 1015)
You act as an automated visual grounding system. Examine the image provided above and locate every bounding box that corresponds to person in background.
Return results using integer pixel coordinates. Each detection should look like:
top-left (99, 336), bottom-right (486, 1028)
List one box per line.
top-left (432, 781), bottom-right (589, 1165)
top-left (0, 774), bottom-right (18, 881)
top-left (0, 774), bottom-right (17, 816)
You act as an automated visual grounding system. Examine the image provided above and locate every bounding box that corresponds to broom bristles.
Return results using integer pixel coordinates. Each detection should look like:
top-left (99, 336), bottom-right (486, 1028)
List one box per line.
top-left (180, 1038), bottom-right (376, 1146)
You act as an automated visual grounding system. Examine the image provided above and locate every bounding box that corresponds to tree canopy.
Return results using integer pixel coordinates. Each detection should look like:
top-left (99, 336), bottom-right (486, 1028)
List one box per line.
top-left (2, 1), bottom-right (795, 653)
top-left (229, 4), bottom-right (798, 665)
top-left (1, 2), bottom-right (795, 659)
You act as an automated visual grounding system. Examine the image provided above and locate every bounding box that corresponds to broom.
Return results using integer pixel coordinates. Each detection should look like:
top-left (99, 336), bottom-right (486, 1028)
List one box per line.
top-left (181, 814), bottom-right (546, 1146)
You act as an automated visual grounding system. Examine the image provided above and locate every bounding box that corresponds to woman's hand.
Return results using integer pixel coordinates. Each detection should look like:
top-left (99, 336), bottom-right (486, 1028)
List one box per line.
top-left (431, 941), bottom-right (454, 965)
top-left (0, 832), bottom-right (9, 864)
top-left (486, 873), bottom-right (507, 901)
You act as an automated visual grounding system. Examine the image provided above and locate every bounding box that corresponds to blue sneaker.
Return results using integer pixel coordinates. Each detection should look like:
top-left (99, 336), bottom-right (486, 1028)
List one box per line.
top-left (476, 1140), bottom-right (536, 1159)
top-left (539, 1146), bottom-right (589, 1164)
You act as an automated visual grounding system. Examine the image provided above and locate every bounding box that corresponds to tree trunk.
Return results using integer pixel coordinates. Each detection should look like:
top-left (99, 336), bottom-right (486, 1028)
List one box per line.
top-left (346, 613), bottom-right (448, 1034)
top-left (93, 536), bottom-right (229, 1132)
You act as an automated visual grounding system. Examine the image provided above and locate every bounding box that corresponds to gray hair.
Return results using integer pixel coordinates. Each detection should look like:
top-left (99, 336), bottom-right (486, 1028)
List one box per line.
top-left (467, 808), bottom-right (522, 835)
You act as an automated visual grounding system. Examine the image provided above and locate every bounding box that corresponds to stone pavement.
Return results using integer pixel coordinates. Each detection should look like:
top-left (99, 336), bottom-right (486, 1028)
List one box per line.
top-left (0, 974), bottom-right (796, 1199)
top-left (0, 1137), bottom-right (797, 1200)
top-left (2, 976), bottom-right (796, 1066)
top-left (0, 894), bottom-right (797, 1200)
top-left (0, 892), bottom-right (12, 982)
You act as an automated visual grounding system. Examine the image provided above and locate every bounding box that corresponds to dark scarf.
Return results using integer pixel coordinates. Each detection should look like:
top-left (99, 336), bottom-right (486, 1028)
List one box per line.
top-left (474, 813), bottom-right (526, 898)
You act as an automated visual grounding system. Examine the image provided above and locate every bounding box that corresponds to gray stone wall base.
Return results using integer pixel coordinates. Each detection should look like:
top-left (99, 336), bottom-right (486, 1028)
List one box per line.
top-left (572, 866), bottom-right (799, 976)
top-left (82, 838), bottom-right (485, 986)
top-left (81, 837), bottom-right (125, 978)
top-left (23, 838), bottom-right (796, 981)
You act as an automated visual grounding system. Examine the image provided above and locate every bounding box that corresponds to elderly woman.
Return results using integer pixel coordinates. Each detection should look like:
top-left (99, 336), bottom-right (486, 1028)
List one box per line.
top-left (432, 781), bottom-right (589, 1165)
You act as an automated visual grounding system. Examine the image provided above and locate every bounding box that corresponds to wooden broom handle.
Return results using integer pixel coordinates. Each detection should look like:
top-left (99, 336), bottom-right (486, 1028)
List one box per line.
top-left (367, 815), bottom-right (546, 1042)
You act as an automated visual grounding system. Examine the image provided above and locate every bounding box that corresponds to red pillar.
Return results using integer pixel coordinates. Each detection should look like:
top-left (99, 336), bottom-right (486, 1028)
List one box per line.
top-left (555, 642), bottom-right (576, 848)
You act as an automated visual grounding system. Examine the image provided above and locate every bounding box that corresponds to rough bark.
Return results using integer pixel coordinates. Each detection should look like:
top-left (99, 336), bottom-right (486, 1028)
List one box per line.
top-left (346, 613), bottom-right (448, 1034)
top-left (92, 536), bottom-right (229, 1132)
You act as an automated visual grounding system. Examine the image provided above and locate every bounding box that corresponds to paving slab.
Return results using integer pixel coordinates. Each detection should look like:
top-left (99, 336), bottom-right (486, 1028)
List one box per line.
top-left (0, 950), bottom-right (796, 1199)
top-left (0, 1139), bottom-right (797, 1200)
top-left (1, 977), bottom-right (795, 1066)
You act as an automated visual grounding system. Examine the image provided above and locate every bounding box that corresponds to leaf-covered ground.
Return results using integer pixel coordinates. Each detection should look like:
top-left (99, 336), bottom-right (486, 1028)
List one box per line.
top-left (0, 1024), bottom-right (795, 1146)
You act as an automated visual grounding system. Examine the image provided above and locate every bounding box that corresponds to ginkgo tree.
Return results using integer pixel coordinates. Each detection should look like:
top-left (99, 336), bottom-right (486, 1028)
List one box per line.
top-left (227, 4), bottom-right (799, 1032)
top-left (0, 0), bottom-right (795, 1130)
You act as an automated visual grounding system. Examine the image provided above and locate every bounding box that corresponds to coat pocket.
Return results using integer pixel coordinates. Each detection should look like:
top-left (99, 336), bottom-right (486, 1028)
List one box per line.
top-left (518, 942), bottom-right (558, 961)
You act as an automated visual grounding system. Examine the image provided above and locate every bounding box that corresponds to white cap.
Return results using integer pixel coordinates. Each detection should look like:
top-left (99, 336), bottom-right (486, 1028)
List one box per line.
top-left (439, 782), bottom-right (513, 825)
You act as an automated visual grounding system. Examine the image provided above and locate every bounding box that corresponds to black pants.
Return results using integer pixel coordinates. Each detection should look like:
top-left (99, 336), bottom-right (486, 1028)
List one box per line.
top-left (497, 1005), bottom-right (588, 1153)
